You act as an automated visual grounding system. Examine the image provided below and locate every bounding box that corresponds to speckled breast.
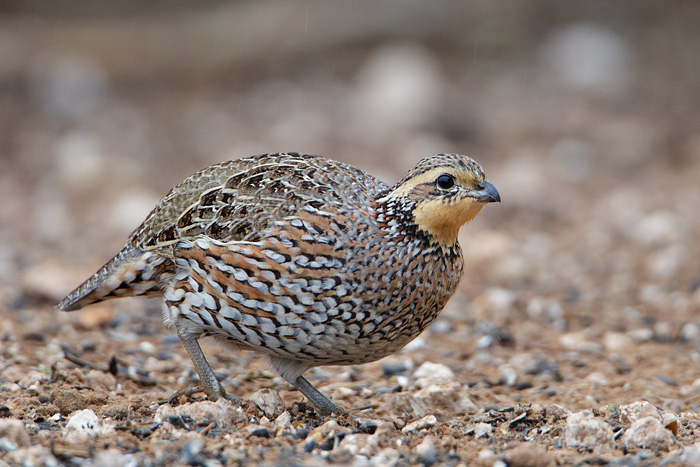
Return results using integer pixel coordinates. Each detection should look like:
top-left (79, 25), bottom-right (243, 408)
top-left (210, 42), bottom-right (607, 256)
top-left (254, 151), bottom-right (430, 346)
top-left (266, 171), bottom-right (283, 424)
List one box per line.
top-left (164, 205), bottom-right (464, 367)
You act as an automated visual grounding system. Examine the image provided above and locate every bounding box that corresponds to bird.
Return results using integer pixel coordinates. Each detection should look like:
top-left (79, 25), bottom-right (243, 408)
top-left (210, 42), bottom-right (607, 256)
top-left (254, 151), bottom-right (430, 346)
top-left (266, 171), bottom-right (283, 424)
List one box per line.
top-left (58, 152), bottom-right (500, 415)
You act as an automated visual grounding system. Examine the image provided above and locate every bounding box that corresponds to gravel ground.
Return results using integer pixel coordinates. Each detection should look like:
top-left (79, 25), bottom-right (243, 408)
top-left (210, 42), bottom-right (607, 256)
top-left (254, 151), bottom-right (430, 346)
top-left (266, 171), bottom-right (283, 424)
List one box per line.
top-left (2, 2), bottom-right (700, 466)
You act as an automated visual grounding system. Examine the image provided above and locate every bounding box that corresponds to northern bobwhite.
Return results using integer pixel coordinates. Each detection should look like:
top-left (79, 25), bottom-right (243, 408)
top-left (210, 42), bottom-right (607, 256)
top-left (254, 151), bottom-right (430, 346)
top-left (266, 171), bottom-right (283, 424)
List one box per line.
top-left (58, 152), bottom-right (500, 415)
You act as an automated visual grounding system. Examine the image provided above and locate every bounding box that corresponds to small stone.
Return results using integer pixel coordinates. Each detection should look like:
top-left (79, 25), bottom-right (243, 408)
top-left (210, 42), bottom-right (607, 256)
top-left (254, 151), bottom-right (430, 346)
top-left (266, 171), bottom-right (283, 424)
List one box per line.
top-left (412, 382), bottom-right (477, 415)
top-left (17, 370), bottom-right (49, 389)
top-left (413, 362), bottom-right (455, 380)
top-left (627, 328), bottom-right (654, 342)
top-left (274, 411), bottom-right (292, 430)
top-left (369, 447), bottom-right (400, 467)
top-left (51, 389), bottom-right (88, 416)
top-left (545, 404), bottom-right (572, 421)
top-left (388, 393), bottom-right (427, 419)
top-left (401, 415), bottom-right (437, 434)
top-left (505, 443), bottom-right (555, 467)
top-left (0, 419), bottom-right (30, 449)
top-left (154, 399), bottom-right (246, 428)
top-left (415, 436), bottom-right (436, 466)
top-left (680, 441), bottom-right (700, 464)
top-left (619, 401), bottom-right (662, 424)
top-left (250, 388), bottom-right (285, 418)
top-left (83, 369), bottom-right (116, 392)
top-left (478, 449), bottom-right (496, 461)
top-left (585, 372), bottom-right (608, 387)
top-left (474, 422), bottom-right (492, 439)
top-left (64, 409), bottom-right (103, 436)
top-left (565, 410), bottom-right (613, 453)
top-left (661, 412), bottom-right (679, 437)
top-left (603, 331), bottom-right (634, 352)
top-left (559, 332), bottom-right (603, 353)
top-left (337, 433), bottom-right (378, 457)
top-left (621, 416), bottom-right (676, 451)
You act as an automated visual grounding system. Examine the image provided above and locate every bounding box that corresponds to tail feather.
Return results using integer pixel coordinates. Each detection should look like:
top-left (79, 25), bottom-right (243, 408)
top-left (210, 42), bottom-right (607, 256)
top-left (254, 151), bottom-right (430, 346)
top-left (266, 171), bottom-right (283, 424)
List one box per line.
top-left (58, 248), bottom-right (173, 311)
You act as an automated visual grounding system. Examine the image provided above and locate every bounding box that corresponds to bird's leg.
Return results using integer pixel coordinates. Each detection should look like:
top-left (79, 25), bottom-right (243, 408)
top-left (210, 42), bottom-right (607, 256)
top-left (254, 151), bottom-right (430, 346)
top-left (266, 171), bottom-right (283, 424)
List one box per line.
top-left (167, 330), bottom-right (241, 405)
top-left (293, 375), bottom-right (346, 416)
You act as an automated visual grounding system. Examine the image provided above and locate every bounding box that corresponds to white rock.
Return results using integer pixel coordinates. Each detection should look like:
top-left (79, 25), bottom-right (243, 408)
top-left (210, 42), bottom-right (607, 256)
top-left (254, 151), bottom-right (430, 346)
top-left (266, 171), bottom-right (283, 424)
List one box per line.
top-left (474, 422), bottom-right (493, 439)
top-left (634, 211), bottom-right (680, 246)
top-left (369, 447), bottom-right (400, 467)
top-left (621, 416), bottom-right (676, 451)
top-left (337, 433), bottom-right (379, 457)
top-left (274, 411), bottom-right (292, 430)
top-left (415, 436), bottom-right (436, 465)
top-left (478, 448), bottom-right (496, 460)
top-left (585, 372), bottom-right (608, 387)
top-left (64, 409), bottom-right (103, 436)
top-left (154, 399), bottom-right (246, 428)
top-left (250, 388), bottom-right (285, 418)
top-left (401, 415), bottom-right (437, 434)
top-left (413, 362), bottom-right (455, 380)
top-left (0, 419), bottom-right (30, 449)
top-left (619, 401), bottom-right (662, 424)
top-left (413, 382), bottom-right (477, 415)
top-left (565, 410), bottom-right (613, 452)
top-left (680, 441), bottom-right (700, 464)
top-left (681, 323), bottom-right (700, 342)
top-left (627, 328), bottom-right (654, 342)
top-left (603, 331), bottom-right (634, 352)
top-left (559, 331), bottom-right (603, 353)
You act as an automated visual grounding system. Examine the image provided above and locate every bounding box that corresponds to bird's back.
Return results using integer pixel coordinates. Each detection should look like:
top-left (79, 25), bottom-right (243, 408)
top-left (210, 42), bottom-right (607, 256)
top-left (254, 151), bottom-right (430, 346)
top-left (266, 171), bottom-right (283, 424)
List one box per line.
top-left (58, 153), bottom-right (386, 311)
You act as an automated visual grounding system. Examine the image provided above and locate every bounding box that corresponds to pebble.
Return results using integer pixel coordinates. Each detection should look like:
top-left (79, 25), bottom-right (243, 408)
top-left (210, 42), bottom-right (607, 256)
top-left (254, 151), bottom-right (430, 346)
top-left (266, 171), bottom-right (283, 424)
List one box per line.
top-left (559, 331), bottom-right (603, 353)
top-left (505, 443), bottom-right (555, 467)
top-left (412, 382), bottom-right (478, 415)
top-left (401, 415), bottom-right (437, 434)
top-left (545, 404), bottom-right (572, 421)
top-left (565, 410), bottom-right (613, 452)
top-left (0, 419), bottom-right (30, 450)
top-left (661, 412), bottom-right (679, 436)
top-left (64, 409), bottom-right (103, 436)
top-left (388, 393), bottom-right (427, 419)
top-left (415, 436), bottom-right (436, 466)
top-left (585, 372), bottom-right (608, 387)
top-left (51, 390), bottom-right (88, 416)
top-left (680, 441), bottom-right (700, 464)
top-left (3, 446), bottom-right (58, 467)
top-left (474, 422), bottom-right (492, 439)
top-left (478, 449), bottom-right (496, 461)
top-left (603, 331), bottom-right (634, 352)
top-left (274, 411), bottom-right (292, 430)
top-left (369, 447), bottom-right (400, 467)
top-left (412, 362), bottom-right (455, 380)
top-left (619, 401), bottom-right (661, 424)
top-left (337, 433), bottom-right (377, 457)
top-left (154, 399), bottom-right (246, 428)
top-left (627, 328), bottom-right (654, 342)
top-left (250, 388), bottom-right (285, 418)
top-left (83, 369), bottom-right (117, 392)
top-left (621, 416), bottom-right (676, 451)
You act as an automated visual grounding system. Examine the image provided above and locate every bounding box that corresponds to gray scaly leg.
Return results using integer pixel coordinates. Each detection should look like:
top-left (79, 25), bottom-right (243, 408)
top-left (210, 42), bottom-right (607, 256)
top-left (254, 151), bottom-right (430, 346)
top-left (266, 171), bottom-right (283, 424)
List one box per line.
top-left (168, 330), bottom-right (241, 404)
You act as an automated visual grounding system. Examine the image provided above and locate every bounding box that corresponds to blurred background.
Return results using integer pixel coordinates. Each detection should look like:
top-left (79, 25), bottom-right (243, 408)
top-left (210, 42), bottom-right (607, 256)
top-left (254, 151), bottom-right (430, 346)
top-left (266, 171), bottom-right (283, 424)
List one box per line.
top-left (1, 0), bottom-right (699, 361)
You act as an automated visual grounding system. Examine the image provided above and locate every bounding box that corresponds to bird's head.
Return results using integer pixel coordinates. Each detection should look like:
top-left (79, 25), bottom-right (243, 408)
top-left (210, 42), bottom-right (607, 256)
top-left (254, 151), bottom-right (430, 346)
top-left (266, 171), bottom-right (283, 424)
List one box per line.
top-left (378, 154), bottom-right (500, 247)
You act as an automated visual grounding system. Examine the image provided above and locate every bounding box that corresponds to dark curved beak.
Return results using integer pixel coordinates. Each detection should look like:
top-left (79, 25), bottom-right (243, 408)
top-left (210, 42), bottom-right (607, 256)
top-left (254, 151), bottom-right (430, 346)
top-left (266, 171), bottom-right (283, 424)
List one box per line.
top-left (470, 180), bottom-right (501, 203)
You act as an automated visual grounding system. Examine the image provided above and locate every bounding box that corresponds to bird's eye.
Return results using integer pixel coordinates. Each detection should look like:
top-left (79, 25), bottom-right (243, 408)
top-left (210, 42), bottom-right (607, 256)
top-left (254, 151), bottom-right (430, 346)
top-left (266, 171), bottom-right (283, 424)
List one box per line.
top-left (436, 174), bottom-right (455, 190)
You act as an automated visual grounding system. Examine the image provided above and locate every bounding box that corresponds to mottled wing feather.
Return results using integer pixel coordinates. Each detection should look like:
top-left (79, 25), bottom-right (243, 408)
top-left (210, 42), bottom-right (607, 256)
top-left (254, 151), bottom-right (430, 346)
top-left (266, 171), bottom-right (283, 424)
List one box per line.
top-left (133, 153), bottom-right (386, 251)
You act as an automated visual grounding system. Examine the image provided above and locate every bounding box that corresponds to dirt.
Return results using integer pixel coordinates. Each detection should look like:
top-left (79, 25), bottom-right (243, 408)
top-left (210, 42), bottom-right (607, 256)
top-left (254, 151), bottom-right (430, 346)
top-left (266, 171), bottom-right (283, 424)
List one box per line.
top-left (2, 2), bottom-right (700, 466)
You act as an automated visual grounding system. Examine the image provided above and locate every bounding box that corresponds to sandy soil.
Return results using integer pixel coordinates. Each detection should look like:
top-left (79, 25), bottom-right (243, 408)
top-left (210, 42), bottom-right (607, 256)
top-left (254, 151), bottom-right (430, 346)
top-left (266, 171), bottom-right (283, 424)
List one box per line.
top-left (2, 2), bottom-right (700, 466)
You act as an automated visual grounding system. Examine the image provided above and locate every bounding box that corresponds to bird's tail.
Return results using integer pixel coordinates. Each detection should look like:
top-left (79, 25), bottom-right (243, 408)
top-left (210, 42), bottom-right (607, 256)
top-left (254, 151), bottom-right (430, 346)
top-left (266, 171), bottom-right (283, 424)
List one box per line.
top-left (57, 248), bottom-right (173, 311)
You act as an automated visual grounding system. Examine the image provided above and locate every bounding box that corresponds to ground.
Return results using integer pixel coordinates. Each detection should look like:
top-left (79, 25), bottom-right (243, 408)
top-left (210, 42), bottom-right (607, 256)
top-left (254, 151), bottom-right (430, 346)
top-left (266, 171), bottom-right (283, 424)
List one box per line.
top-left (1, 2), bottom-right (700, 466)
